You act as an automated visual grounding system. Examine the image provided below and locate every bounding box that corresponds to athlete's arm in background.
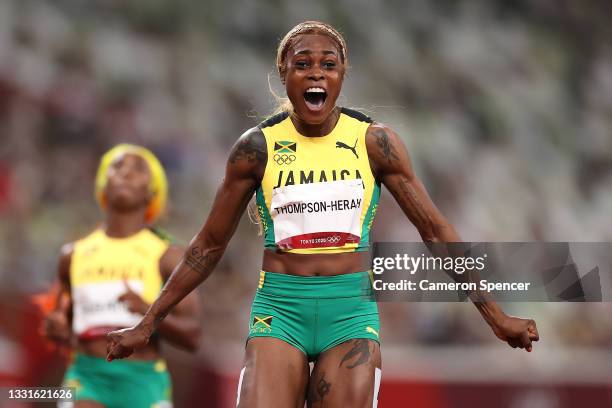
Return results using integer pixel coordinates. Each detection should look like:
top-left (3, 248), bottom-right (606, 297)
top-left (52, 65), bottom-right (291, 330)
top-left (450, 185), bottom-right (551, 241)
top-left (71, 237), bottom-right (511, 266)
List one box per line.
top-left (44, 244), bottom-right (73, 345)
top-left (118, 245), bottom-right (202, 351)
top-left (366, 123), bottom-right (539, 351)
top-left (107, 128), bottom-right (266, 360)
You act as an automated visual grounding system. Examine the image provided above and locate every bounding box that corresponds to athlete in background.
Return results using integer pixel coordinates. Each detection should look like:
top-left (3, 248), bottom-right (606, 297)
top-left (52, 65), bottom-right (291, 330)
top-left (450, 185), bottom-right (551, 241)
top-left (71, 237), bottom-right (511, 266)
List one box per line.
top-left (45, 144), bottom-right (201, 408)
top-left (107, 22), bottom-right (539, 408)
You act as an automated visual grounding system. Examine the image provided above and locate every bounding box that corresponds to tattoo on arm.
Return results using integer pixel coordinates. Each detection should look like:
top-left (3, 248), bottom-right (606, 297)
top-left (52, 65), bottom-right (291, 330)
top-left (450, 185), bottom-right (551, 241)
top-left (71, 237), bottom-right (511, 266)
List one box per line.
top-left (338, 339), bottom-right (372, 369)
top-left (228, 130), bottom-right (267, 165)
top-left (151, 245), bottom-right (221, 327)
top-left (183, 246), bottom-right (221, 276)
top-left (373, 128), bottom-right (399, 164)
top-left (396, 176), bottom-right (432, 239)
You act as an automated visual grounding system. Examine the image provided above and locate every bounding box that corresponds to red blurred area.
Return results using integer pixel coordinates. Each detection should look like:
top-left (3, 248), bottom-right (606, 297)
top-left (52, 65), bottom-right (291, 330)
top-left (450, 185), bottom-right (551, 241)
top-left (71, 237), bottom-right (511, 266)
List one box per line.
top-left (0, 288), bottom-right (68, 388)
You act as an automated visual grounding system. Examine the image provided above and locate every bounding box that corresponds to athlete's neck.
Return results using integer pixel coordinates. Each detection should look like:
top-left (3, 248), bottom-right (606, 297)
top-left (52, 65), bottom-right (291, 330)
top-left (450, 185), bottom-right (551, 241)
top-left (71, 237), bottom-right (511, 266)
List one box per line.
top-left (290, 107), bottom-right (340, 137)
top-left (104, 211), bottom-right (147, 238)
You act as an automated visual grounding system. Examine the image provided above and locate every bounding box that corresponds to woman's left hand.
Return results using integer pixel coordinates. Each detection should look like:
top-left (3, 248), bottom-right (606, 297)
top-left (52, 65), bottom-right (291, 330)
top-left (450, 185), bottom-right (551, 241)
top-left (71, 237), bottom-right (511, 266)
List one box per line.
top-left (491, 315), bottom-right (539, 352)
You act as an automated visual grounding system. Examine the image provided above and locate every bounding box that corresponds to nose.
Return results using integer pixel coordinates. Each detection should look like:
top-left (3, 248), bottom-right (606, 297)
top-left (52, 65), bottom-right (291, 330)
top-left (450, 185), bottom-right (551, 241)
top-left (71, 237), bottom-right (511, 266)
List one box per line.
top-left (308, 65), bottom-right (324, 81)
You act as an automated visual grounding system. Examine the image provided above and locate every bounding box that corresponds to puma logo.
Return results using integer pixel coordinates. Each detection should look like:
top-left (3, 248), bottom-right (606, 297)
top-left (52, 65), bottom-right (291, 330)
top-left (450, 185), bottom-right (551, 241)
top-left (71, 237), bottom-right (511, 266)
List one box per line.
top-left (336, 139), bottom-right (359, 159)
top-left (366, 326), bottom-right (379, 338)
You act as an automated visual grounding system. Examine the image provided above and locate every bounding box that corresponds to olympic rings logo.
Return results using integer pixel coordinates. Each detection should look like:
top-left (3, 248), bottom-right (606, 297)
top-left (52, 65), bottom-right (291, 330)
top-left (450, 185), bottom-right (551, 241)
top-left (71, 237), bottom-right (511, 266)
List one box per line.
top-left (273, 153), bottom-right (296, 165)
top-left (327, 235), bottom-right (341, 244)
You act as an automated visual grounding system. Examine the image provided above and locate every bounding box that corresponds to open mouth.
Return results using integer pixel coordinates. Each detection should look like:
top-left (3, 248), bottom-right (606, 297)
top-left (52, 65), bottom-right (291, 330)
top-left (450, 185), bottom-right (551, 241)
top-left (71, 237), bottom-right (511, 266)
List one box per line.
top-left (304, 87), bottom-right (327, 111)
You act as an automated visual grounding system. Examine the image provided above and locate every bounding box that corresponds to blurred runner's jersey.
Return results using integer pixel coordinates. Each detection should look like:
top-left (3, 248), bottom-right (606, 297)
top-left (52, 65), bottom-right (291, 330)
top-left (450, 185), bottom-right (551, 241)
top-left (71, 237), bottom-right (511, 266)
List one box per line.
top-left (69, 228), bottom-right (168, 339)
top-left (256, 108), bottom-right (380, 254)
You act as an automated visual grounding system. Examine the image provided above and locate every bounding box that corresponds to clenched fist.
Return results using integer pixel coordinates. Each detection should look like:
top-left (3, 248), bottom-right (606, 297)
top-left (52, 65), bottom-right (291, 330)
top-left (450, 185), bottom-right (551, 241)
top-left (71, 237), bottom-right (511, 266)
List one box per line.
top-left (106, 324), bottom-right (152, 361)
top-left (492, 315), bottom-right (539, 352)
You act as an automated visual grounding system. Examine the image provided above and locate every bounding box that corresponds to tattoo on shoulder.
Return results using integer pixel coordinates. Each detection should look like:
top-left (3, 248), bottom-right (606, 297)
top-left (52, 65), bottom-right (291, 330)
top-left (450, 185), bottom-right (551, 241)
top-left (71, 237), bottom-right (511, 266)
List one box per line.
top-left (228, 129), bottom-right (267, 165)
top-left (372, 127), bottom-right (399, 164)
top-left (338, 339), bottom-right (372, 369)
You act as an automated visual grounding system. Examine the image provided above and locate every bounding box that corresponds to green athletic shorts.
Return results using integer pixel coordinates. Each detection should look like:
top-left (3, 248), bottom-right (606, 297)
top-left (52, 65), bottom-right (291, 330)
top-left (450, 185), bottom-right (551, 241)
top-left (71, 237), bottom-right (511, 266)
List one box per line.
top-left (62, 352), bottom-right (172, 408)
top-left (248, 271), bottom-right (380, 360)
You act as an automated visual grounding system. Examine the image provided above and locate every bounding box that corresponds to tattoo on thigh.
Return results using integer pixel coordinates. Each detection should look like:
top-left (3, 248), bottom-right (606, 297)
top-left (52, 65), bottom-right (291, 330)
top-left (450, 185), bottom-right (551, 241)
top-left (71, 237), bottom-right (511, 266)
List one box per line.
top-left (338, 339), bottom-right (371, 369)
top-left (308, 372), bottom-right (332, 406)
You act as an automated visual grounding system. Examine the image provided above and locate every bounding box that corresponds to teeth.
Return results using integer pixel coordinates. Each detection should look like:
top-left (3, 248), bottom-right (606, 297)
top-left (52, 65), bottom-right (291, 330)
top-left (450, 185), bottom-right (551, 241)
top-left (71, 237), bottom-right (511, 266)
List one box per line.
top-left (305, 87), bottom-right (325, 93)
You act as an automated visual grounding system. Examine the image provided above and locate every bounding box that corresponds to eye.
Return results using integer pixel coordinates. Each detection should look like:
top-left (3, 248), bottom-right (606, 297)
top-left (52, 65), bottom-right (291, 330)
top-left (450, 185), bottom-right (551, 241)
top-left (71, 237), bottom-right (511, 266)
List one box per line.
top-left (295, 60), bottom-right (309, 69)
top-left (323, 61), bottom-right (336, 69)
top-left (111, 157), bottom-right (124, 169)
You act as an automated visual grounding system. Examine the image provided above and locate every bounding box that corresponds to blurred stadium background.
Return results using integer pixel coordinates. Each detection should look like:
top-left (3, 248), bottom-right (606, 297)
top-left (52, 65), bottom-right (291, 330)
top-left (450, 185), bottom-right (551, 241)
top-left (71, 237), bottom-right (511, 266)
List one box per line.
top-left (0, 0), bottom-right (611, 407)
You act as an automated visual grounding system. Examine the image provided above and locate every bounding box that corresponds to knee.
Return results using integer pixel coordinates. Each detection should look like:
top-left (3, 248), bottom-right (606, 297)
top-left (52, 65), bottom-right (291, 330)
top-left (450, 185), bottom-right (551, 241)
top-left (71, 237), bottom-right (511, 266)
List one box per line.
top-left (343, 378), bottom-right (377, 408)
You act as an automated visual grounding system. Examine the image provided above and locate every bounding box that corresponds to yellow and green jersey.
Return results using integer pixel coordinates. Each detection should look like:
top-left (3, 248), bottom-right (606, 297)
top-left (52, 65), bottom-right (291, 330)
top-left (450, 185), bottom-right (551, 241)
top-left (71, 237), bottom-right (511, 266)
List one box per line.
top-left (256, 108), bottom-right (380, 254)
top-left (70, 228), bottom-right (169, 338)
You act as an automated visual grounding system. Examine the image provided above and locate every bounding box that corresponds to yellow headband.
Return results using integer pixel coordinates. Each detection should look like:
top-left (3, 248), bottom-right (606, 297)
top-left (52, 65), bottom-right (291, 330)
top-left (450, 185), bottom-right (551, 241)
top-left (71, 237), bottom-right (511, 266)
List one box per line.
top-left (95, 144), bottom-right (168, 223)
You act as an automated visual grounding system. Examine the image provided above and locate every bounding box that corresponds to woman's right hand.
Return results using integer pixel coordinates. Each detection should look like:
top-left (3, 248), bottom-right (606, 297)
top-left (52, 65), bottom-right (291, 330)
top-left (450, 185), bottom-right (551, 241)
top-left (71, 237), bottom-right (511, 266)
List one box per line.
top-left (106, 323), bottom-right (153, 361)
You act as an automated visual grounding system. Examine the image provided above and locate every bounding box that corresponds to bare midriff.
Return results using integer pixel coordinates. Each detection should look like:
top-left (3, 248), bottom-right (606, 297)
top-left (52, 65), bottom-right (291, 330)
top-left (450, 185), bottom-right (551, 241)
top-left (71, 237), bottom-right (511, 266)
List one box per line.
top-left (262, 249), bottom-right (370, 276)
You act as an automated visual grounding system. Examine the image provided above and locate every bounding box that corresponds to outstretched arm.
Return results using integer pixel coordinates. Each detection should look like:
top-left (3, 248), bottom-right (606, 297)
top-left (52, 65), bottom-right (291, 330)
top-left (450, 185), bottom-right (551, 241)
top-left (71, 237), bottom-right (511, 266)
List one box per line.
top-left (107, 127), bottom-right (267, 360)
top-left (366, 123), bottom-right (539, 351)
top-left (155, 246), bottom-right (202, 351)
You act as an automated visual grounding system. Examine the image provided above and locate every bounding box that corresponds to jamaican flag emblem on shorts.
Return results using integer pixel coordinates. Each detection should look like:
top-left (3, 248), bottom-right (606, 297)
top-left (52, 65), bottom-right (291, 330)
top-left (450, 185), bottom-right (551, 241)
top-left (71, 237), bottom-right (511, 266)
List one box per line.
top-left (251, 315), bottom-right (273, 334)
top-left (273, 141), bottom-right (297, 165)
